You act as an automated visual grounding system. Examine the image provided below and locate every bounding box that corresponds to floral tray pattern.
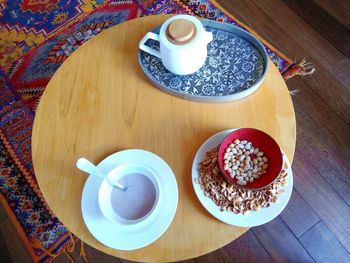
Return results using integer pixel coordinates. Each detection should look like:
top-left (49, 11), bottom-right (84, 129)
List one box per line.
top-left (139, 20), bottom-right (268, 102)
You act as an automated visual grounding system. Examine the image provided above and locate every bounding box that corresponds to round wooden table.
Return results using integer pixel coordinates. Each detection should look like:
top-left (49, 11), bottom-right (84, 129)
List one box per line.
top-left (32, 15), bottom-right (296, 262)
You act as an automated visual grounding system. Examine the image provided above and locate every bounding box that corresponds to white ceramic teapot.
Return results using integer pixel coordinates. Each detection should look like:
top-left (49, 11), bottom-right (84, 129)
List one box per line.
top-left (139, 15), bottom-right (213, 75)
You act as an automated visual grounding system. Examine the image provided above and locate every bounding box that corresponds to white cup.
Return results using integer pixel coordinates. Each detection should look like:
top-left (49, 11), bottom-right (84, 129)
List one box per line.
top-left (139, 15), bottom-right (213, 75)
top-left (98, 164), bottom-right (161, 225)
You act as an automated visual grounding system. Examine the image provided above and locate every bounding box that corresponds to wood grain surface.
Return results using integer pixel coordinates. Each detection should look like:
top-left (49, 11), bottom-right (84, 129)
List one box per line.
top-left (167, 19), bottom-right (196, 44)
top-left (216, 1), bottom-right (350, 261)
top-left (31, 15), bottom-right (296, 262)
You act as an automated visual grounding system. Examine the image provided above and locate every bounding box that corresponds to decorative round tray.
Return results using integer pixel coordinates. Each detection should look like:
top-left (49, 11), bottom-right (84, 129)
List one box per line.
top-left (138, 19), bottom-right (268, 103)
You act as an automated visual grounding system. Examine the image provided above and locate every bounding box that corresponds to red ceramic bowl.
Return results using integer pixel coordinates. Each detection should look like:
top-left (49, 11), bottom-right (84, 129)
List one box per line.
top-left (218, 128), bottom-right (283, 189)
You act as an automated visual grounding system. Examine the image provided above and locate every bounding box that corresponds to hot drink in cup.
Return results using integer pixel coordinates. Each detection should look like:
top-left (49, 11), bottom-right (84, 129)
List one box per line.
top-left (98, 164), bottom-right (160, 224)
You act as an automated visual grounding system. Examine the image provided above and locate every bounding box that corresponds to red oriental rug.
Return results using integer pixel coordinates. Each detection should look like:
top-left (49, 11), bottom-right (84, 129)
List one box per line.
top-left (0, 0), bottom-right (313, 262)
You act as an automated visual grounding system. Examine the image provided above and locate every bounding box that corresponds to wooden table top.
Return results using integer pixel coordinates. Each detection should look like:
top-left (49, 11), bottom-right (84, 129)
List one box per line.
top-left (32, 15), bottom-right (296, 262)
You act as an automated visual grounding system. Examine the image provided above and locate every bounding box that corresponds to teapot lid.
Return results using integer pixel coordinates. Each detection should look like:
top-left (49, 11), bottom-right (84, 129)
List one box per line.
top-left (166, 19), bottom-right (197, 45)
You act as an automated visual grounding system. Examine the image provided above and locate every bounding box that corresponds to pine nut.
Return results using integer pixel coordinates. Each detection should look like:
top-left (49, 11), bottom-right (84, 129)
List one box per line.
top-left (257, 151), bottom-right (264, 157)
top-left (223, 139), bottom-right (270, 185)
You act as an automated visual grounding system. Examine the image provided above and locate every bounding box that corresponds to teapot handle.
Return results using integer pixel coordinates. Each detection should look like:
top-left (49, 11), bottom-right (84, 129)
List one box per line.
top-left (139, 32), bottom-right (161, 59)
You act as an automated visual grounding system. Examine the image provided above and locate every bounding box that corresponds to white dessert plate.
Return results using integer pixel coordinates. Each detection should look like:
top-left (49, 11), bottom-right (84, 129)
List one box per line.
top-left (192, 129), bottom-right (293, 227)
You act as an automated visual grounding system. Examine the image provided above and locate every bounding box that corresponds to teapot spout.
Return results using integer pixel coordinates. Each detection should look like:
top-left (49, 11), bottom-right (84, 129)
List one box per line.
top-left (205, 31), bottom-right (213, 44)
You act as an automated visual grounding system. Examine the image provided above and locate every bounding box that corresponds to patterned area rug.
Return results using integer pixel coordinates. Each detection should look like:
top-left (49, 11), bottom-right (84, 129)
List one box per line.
top-left (0, 1), bottom-right (310, 262)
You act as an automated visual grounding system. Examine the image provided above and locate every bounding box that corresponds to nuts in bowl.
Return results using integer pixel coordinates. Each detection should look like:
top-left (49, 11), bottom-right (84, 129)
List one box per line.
top-left (218, 128), bottom-right (283, 189)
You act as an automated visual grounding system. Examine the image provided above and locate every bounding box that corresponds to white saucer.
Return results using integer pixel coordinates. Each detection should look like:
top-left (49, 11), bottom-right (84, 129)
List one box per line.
top-left (192, 129), bottom-right (293, 227)
top-left (81, 149), bottom-right (178, 250)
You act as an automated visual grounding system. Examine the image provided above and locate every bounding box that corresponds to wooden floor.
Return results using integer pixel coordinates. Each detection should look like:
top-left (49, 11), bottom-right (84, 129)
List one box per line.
top-left (1, 0), bottom-right (350, 262)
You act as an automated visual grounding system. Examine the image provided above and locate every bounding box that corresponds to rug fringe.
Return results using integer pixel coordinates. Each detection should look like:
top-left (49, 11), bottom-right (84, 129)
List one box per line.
top-left (30, 236), bottom-right (58, 259)
top-left (66, 231), bottom-right (76, 253)
top-left (284, 58), bottom-right (315, 80)
top-left (64, 247), bottom-right (75, 263)
top-left (79, 240), bottom-right (89, 262)
top-left (30, 231), bottom-right (77, 261)
top-left (65, 237), bottom-right (89, 262)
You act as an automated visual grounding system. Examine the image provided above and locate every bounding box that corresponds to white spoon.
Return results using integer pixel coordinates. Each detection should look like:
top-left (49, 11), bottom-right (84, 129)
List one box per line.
top-left (76, 158), bottom-right (127, 191)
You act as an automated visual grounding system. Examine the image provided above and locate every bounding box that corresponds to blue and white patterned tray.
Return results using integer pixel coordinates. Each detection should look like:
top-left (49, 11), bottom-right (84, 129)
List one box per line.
top-left (138, 20), bottom-right (268, 103)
